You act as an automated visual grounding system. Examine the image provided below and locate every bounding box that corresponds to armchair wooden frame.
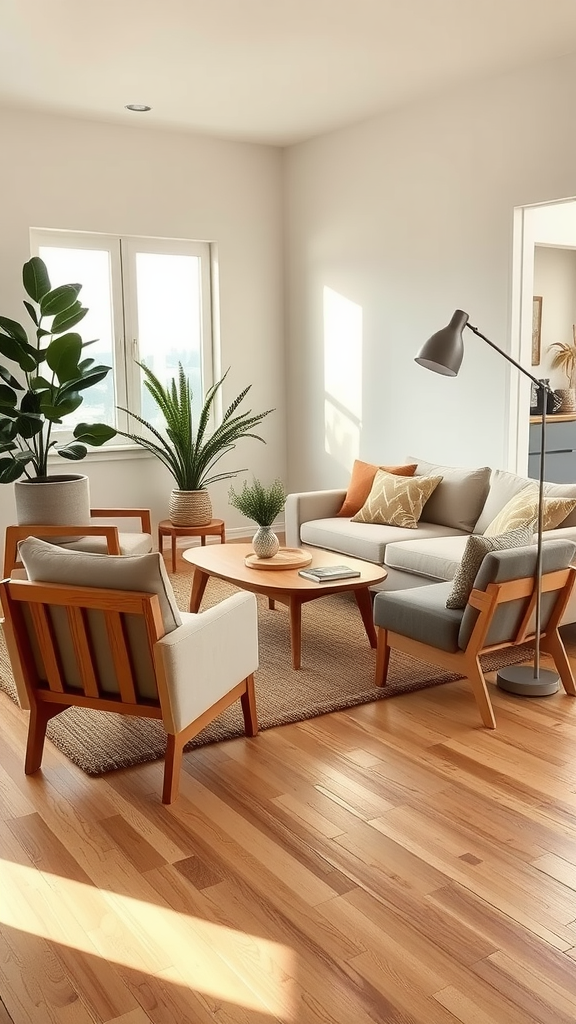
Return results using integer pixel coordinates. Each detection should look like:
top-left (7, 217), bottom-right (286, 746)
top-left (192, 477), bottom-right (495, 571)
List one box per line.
top-left (375, 566), bottom-right (576, 728)
top-left (3, 508), bottom-right (152, 576)
top-left (0, 575), bottom-right (257, 803)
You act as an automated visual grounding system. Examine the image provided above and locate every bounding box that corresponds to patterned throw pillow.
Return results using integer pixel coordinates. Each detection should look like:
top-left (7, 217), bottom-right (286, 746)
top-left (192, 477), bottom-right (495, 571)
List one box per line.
top-left (484, 486), bottom-right (576, 537)
top-left (445, 525), bottom-right (533, 610)
top-left (351, 470), bottom-right (443, 528)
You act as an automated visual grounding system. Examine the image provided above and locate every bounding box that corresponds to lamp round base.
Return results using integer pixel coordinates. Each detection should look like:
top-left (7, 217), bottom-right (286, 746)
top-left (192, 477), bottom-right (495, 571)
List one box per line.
top-left (496, 665), bottom-right (560, 697)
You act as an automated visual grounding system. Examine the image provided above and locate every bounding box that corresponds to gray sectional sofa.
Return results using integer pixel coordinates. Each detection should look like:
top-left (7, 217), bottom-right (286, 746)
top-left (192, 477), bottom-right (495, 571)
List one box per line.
top-left (285, 457), bottom-right (576, 624)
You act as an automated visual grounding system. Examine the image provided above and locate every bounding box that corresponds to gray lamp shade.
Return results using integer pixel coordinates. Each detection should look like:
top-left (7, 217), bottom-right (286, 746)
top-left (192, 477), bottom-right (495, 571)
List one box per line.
top-left (415, 309), bottom-right (469, 376)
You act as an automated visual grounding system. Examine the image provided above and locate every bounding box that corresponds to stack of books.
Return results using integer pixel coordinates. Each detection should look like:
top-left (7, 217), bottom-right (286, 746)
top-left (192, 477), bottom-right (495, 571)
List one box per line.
top-left (298, 564), bottom-right (361, 582)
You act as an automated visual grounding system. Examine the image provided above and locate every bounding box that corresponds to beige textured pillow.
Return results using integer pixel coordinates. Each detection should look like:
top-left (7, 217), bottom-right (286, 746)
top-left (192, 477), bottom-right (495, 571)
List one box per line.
top-left (484, 486), bottom-right (576, 537)
top-left (351, 470), bottom-right (443, 529)
top-left (445, 525), bottom-right (533, 610)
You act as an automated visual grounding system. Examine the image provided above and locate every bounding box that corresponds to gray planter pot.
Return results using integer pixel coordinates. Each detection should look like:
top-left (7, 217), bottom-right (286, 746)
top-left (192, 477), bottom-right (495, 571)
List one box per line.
top-left (14, 474), bottom-right (91, 535)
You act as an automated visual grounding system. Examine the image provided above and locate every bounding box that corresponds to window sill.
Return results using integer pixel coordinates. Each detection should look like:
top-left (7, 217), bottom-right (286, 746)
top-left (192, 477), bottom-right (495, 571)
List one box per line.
top-left (47, 444), bottom-right (155, 466)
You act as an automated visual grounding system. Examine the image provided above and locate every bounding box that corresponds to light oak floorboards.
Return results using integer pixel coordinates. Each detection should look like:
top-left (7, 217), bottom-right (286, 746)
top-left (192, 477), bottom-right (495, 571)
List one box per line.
top-left (1, 548), bottom-right (576, 1022)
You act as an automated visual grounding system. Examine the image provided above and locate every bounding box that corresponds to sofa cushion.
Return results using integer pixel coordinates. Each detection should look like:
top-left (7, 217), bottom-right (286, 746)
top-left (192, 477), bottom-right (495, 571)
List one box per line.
top-left (483, 488), bottom-right (576, 536)
top-left (407, 457), bottom-right (491, 532)
top-left (300, 518), bottom-right (463, 565)
top-left (473, 469), bottom-right (533, 534)
top-left (352, 470), bottom-right (443, 528)
top-left (373, 582), bottom-right (463, 652)
top-left (384, 534), bottom-right (469, 581)
top-left (543, 481), bottom-right (576, 528)
top-left (337, 460), bottom-right (417, 517)
top-left (445, 525), bottom-right (533, 610)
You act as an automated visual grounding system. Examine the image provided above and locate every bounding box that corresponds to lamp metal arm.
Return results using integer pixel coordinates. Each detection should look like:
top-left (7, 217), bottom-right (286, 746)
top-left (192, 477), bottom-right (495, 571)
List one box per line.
top-left (466, 322), bottom-right (552, 393)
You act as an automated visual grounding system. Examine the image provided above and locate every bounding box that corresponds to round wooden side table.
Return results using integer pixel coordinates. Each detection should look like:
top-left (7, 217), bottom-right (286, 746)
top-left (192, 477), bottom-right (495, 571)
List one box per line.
top-left (158, 518), bottom-right (226, 573)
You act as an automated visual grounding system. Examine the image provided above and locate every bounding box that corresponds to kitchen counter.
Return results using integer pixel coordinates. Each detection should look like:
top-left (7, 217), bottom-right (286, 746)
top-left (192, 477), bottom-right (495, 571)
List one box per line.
top-left (529, 413), bottom-right (576, 423)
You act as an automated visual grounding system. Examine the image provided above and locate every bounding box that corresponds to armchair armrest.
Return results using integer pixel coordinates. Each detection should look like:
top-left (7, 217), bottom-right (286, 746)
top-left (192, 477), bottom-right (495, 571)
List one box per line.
top-left (3, 524), bottom-right (121, 576)
top-left (91, 508), bottom-right (152, 534)
top-left (153, 592), bottom-right (258, 734)
top-left (284, 489), bottom-right (346, 548)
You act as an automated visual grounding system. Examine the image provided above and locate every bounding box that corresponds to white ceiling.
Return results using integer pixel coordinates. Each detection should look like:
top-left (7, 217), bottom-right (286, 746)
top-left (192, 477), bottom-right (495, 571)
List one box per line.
top-left (2, 0), bottom-right (576, 146)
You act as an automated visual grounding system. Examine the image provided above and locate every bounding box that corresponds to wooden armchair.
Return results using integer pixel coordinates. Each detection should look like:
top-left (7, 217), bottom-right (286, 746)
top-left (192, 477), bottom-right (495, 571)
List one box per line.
top-left (373, 540), bottom-right (576, 728)
top-left (3, 507), bottom-right (153, 576)
top-left (0, 537), bottom-right (259, 803)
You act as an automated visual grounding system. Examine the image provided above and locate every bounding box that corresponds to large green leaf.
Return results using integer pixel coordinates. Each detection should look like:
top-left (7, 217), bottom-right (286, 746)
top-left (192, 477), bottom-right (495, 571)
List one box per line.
top-left (40, 391), bottom-right (82, 420)
top-left (73, 422), bottom-right (116, 445)
top-left (54, 442), bottom-right (88, 461)
top-left (23, 257), bottom-right (51, 302)
top-left (0, 418), bottom-right (18, 442)
top-left (14, 412), bottom-right (43, 438)
top-left (50, 301), bottom-right (88, 334)
top-left (40, 283), bottom-right (82, 317)
top-left (20, 391), bottom-right (42, 414)
top-left (46, 333), bottom-right (82, 382)
top-left (29, 376), bottom-right (53, 392)
top-left (0, 333), bottom-right (38, 372)
top-left (23, 300), bottom-right (39, 326)
top-left (0, 316), bottom-right (29, 345)
top-left (0, 440), bottom-right (17, 453)
top-left (0, 366), bottom-right (23, 390)
top-left (0, 385), bottom-right (17, 410)
top-left (0, 458), bottom-right (25, 483)
top-left (60, 365), bottom-right (111, 395)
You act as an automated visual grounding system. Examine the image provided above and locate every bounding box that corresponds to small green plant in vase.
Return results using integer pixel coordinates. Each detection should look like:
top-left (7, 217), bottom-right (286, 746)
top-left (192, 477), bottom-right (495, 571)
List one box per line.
top-left (228, 477), bottom-right (286, 558)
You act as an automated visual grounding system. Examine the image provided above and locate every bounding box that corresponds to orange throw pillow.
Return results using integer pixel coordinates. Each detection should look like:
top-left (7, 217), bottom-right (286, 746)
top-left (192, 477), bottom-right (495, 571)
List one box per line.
top-left (337, 460), bottom-right (417, 517)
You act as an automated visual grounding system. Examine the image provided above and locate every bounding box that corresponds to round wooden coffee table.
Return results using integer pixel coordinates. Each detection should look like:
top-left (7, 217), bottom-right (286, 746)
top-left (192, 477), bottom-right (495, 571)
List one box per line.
top-left (182, 544), bottom-right (387, 669)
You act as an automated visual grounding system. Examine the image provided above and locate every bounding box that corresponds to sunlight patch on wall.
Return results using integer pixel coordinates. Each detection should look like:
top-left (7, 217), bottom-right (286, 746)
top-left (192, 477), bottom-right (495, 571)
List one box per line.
top-left (323, 286), bottom-right (362, 471)
top-left (0, 861), bottom-right (297, 1018)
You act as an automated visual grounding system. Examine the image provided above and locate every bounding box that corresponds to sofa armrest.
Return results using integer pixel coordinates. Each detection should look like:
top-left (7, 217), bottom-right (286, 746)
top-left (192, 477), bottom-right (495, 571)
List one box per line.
top-left (284, 489), bottom-right (346, 547)
top-left (153, 592), bottom-right (258, 734)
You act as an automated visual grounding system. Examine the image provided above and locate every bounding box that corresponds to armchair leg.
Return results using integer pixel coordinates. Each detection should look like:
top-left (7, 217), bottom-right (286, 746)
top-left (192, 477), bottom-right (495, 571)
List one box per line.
top-left (25, 702), bottom-right (65, 774)
top-left (465, 655), bottom-right (496, 729)
top-left (541, 629), bottom-right (576, 696)
top-left (163, 733), bottom-right (184, 804)
top-left (240, 674), bottom-right (258, 736)
top-left (375, 628), bottom-right (391, 687)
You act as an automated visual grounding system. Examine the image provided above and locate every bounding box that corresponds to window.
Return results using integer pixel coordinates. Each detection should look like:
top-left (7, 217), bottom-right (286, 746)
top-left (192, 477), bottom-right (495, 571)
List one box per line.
top-left (30, 229), bottom-right (214, 438)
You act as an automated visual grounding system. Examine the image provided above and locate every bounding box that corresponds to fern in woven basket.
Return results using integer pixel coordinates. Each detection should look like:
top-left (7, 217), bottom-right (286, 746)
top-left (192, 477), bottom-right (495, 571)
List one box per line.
top-left (117, 362), bottom-right (273, 490)
top-left (228, 477), bottom-right (286, 526)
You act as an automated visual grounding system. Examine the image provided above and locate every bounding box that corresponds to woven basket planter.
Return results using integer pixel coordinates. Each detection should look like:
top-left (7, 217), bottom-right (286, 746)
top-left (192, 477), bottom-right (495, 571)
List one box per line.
top-left (169, 488), bottom-right (213, 527)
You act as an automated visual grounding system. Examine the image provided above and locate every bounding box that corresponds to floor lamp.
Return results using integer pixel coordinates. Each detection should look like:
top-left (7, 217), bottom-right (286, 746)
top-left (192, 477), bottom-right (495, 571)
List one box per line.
top-left (415, 308), bottom-right (559, 696)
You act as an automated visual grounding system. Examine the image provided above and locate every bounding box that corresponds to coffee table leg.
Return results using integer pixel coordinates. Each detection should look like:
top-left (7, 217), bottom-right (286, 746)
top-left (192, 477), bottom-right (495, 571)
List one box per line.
top-left (189, 569), bottom-right (209, 613)
top-left (355, 587), bottom-right (377, 647)
top-left (171, 535), bottom-right (177, 575)
top-left (289, 596), bottom-right (303, 669)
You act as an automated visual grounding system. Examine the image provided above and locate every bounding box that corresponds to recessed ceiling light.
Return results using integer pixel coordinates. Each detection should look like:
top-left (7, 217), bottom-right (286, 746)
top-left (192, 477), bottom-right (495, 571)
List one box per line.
top-left (125, 103), bottom-right (152, 112)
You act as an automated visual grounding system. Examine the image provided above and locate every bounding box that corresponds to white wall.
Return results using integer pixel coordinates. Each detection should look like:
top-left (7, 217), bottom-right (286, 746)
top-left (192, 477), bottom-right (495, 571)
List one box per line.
top-left (532, 246), bottom-right (576, 387)
top-left (284, 51), bottom-right (576, 491)
top-left (0, 107), bottom-right (285, 543)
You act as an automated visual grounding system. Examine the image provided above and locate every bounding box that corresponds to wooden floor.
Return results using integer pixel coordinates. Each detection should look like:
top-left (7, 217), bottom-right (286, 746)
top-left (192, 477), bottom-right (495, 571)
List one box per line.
top-left (2, 549), bottom-right (576, 1023)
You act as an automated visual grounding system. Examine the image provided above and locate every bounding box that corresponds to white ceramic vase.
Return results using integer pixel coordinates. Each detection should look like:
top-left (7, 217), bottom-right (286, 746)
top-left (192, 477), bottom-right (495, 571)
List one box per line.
top-left (252, 525), bottom-right (280, 558)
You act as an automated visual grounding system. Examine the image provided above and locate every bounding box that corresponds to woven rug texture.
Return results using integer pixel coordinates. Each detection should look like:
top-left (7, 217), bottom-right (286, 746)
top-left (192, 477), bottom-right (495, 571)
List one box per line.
top-left (0, 570), bottom-right (532, 774)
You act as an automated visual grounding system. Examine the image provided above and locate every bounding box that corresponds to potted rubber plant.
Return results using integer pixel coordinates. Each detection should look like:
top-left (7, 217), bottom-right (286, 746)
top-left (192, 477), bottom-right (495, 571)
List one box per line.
top-left (0, 256), bottom-right (116, 523)
top-left (117, 361), bottom-right (273, 526)
top-left (228, 477), bottom-right (286, 557)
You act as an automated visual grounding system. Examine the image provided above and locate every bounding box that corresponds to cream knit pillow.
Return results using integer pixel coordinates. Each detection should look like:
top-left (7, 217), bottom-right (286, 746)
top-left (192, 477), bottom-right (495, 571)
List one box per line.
top-left (484, 486), bottom-right (576, 537)
top-left (351, 470), bottom-right (443, 529)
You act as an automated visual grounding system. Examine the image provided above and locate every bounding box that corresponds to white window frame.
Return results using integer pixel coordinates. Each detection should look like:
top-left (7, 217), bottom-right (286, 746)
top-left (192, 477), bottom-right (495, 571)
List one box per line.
top-left (29, 228), bottom-right (215, 438)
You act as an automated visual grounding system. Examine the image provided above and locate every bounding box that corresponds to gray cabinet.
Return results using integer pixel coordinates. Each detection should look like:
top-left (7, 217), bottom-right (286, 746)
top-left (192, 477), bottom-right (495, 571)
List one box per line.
top-left (529, 420), bottom-right (576, 483)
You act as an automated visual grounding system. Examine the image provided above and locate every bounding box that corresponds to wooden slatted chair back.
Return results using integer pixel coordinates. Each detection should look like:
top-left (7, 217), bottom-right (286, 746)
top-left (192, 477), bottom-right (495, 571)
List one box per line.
top-left (0, 578), bottom-right (165, 717)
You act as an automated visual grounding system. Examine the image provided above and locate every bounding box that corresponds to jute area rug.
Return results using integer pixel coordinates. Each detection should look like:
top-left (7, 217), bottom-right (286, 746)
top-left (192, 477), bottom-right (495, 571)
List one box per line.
top-left (0, 570), bottom-right (531, 775)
